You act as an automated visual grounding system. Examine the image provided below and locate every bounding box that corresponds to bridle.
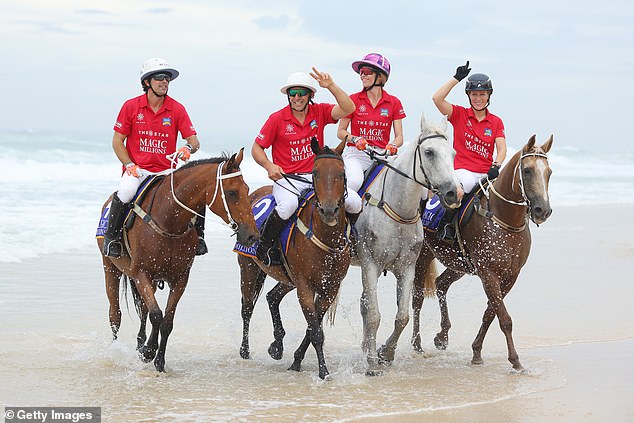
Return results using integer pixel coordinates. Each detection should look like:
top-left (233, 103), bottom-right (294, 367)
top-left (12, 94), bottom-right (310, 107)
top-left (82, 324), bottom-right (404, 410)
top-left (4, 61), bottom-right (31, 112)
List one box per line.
top-left (312, 151), bottom-right (347, 213)
top-left (364, 133), bottom-right (448, 224)
top-left (168, 159), bottom-right (243, 234)
top-left (481, 150), bottom-right (550, 228)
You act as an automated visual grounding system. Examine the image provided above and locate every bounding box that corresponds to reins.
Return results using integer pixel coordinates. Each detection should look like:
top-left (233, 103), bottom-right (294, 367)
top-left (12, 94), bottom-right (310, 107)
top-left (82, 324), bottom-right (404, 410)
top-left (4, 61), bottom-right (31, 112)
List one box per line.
top-left (363, 133), bottom-right (447, 224)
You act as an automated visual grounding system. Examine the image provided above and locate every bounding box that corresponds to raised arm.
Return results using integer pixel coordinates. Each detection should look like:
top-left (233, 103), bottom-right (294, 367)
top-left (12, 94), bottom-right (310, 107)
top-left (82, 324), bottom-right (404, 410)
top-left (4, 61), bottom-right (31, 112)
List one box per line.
top-left (310, 66), bottom-right (355, 120)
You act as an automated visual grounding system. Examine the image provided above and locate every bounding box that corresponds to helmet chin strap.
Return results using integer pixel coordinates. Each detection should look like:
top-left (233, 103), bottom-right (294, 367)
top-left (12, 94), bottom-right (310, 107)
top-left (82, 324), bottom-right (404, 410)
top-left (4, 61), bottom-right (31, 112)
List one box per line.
top-left (468, 93), bottom-right (491, 112)
top-left (151, 86), bottom-right (167, 97)
top-left (364, 74), bottom-right (385, 91)
top-left (288, 96), bottom-right (313, 113)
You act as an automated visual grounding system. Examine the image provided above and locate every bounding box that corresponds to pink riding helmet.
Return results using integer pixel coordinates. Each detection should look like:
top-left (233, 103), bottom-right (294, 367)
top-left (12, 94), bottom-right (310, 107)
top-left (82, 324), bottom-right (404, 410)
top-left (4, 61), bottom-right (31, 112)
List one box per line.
top-left (351, 53), bottom-right (391, 78)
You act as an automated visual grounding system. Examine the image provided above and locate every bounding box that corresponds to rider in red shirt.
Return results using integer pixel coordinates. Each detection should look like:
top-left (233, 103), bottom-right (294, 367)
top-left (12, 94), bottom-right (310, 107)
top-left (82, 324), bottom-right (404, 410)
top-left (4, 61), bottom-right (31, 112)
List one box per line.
top-left (102, 58), bottom-right (205, 258)
top-left (252, 68), bottom-right (361, 265)
top-left (432, 61), bottom-right (507, 242)
top-left (337, 53), bottom-right (407, 193)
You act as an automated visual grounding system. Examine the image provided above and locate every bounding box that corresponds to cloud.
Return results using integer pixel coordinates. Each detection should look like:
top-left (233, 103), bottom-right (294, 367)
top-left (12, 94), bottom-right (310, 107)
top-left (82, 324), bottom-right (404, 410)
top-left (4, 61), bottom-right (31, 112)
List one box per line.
top-left (253, 14), bottom-right (290, 30)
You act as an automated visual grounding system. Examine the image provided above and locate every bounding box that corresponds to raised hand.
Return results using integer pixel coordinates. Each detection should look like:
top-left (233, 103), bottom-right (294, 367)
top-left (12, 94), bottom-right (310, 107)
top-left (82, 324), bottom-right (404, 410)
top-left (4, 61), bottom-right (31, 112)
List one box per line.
top-left (454, 61), bottom-right (471, 81)
top-left (310, 66), bottom-right (333, 89)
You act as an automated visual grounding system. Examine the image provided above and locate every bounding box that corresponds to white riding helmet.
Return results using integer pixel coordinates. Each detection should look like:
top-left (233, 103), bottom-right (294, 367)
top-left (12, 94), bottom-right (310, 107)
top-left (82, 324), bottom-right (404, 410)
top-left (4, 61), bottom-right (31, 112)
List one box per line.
top-left (140, 58), bottom-right (179, 82)
top-left (279, 72), bottom-right (317, 94)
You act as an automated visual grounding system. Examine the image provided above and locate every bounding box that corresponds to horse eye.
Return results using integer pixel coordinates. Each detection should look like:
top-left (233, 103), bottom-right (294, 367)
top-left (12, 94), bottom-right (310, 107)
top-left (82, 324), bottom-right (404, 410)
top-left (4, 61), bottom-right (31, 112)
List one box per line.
top-left (424, 149), bottom-right (434, 158)
top-left (226, 191), bottom-right (238, 200)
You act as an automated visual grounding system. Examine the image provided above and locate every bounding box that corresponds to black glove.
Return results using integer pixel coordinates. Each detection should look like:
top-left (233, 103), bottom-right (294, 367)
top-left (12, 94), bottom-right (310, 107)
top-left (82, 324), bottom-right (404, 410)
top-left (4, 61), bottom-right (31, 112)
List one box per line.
top-left (487, 163), bottom-right (501, 180)
top-left (454, 61), bottom-right (471, 81)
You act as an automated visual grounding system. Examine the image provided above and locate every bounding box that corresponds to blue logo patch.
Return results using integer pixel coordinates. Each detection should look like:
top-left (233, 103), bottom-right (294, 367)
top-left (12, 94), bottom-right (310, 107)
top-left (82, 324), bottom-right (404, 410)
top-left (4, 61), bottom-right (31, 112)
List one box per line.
top-left (310, 119), bottom-right (318, 129)
top-left (162, 117), bottom-right (172, 126)
top-left (484, 128), bottom-right (492, 136)
top-left (380, 108), bottom-right (389, 117)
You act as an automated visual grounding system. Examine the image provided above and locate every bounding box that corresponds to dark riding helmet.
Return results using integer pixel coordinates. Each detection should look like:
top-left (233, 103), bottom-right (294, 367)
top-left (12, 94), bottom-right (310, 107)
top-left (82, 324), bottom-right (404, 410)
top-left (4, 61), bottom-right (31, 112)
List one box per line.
top-left (465, 73), bottom-right (493, 94)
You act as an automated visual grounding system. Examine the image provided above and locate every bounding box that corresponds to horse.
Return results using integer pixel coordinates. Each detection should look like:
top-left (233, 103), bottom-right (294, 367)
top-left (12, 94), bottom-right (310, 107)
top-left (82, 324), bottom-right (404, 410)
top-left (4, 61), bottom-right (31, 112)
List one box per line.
top-left (411, 135), bottom-right (553, 372)
top-left (97, 150), bottom-right (259, 372)
top-left (353, 114), bottom-right (461, 376)
top-left (237, 138), bottom-right (350, 380)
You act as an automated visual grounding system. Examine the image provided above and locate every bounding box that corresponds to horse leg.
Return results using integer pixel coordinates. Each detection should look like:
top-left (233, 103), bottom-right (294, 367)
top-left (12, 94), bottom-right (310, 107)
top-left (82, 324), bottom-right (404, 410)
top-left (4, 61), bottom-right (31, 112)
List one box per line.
top-left (267, 282), bottom-right (295, 360)
top-left (238, 256), bottom-right (266, 359)
top-left (153, 276), bottom-right (189, 372)
top-left (136, 303), bottom-right (148, 351)
top-left (291, 287), bottom-right (334, 380)
top-left (103, 258), bottom-right (122, 340)
top-left (411, 247), bottom-right (437, 353)
top-left (133, 276), bottom-right (163, 363)
top-left (474, 274), bottom-right (524, 371)
top-left (434, 269), bottom-right (464, 350)
top-left (360, 265), bottom-right (382, 376)
top-left (378, 265), bottom-right (416, 365)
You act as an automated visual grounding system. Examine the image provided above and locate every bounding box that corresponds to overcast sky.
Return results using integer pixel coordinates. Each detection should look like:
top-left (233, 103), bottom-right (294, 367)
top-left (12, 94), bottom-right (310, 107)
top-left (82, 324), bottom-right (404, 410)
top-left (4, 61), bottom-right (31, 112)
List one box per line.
top-left (1, 0), bottom-right (632, 153)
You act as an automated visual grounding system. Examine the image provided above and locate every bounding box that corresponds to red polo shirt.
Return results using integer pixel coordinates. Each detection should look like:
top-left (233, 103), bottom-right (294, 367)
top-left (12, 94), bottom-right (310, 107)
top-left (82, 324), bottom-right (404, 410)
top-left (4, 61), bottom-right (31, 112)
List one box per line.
top-left (114, 94), bottom-right (197, 173)
top-left (255, 103), bottom-right (336, 174)
top-left (347, 90), bottom-right (406, 148)
top-left (449, 104), bottom-right (505, 173)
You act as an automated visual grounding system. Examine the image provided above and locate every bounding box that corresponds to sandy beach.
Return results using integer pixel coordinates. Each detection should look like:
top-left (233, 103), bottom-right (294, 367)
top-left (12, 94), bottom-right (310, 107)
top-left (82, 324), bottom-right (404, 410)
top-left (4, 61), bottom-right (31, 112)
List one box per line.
top-left (1, 204), bottom-right (633, 422)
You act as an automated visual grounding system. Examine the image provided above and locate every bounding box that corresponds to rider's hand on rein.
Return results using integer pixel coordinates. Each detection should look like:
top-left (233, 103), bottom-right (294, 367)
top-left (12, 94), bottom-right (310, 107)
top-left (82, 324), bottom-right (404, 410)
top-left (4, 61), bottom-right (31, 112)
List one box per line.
top-left (487, 163), bottom-right (501, 180)
top-left (125, 162), bottom-right (140, 177)
top-left (350, 136), bottom-right (368, 151)
top-left (176, 144), bottom-right (193, 161)
top-left (385, 144), bottom-right (398, 156)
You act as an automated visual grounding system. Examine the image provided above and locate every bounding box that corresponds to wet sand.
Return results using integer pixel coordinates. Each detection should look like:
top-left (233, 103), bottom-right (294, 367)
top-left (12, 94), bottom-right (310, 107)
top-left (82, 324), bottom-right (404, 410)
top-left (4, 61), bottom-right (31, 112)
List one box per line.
top-left (1, 204), bottom-right (632, 422)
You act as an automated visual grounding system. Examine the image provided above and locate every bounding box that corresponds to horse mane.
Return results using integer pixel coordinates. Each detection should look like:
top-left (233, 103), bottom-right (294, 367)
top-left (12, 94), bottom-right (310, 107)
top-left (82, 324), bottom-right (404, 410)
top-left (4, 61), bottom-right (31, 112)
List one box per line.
top-left (175, 153), bottom-right (233, 173)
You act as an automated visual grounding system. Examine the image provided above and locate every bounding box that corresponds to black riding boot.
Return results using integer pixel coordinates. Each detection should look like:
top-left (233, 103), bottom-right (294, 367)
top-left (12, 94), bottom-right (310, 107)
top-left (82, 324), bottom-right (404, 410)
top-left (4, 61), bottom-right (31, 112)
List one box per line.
top-left (194, 210), bottom-right (208, 256)
top-left (256, 210), bottom-right (288, 266)
top-left (438, 207), bottom-right (458, 243)
top-left (102, 193), bottom-right (131, 258)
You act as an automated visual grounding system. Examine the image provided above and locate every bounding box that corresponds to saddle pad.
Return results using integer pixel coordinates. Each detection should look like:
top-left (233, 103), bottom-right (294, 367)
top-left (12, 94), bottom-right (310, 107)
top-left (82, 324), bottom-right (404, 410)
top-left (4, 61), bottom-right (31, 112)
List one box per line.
top-left (421, 196), bottom-right (447, 232)
top-left (233, 192), bottom-right (315, 258)
top-left (95, 176), bottom-right (161, 238)
top-left (358, 163), bottom-right (386, 197)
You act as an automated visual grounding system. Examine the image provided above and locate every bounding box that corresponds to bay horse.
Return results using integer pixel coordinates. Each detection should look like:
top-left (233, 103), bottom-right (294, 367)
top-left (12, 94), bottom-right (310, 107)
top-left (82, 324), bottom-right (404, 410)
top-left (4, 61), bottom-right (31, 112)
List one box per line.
top-left (411, 135), bottom-right (553, 372)
top-left (353, 114), bottom-right (461, 376)
top-left (98, 150), bottom-right (258, 372)
top-left (238, 138), bottom-right (349, 380)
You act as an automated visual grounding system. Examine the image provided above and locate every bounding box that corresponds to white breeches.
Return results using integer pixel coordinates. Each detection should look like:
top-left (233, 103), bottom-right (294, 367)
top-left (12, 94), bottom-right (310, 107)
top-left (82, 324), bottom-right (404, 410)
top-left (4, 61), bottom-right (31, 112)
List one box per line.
top-left (342, 146), bottom-right (375, 192)
top-left (117, 167), bottom-right (173, 203)
top-left (272, 173), bottom-right (362, 220)
top-left (455, 168), bottom-right (486, 194)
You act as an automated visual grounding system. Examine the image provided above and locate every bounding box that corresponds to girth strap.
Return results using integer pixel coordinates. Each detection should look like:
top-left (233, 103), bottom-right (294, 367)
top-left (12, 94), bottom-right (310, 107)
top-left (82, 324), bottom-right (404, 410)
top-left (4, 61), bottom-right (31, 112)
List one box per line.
top-left (364, 193), bottom-right (420, 224)
top-left (294, 216), bottom-right (350, 254)
top-left (131, 203), bottom-right (193, 238)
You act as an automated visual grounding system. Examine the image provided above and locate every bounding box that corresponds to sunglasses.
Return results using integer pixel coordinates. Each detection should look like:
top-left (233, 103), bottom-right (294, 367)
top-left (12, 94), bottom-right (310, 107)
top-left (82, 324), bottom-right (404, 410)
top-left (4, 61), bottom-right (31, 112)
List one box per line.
top-left (152, 73), bottom-right (171, 81)
top-left (287, 88), bottom-right (310, 97)
top-left (359, 67), bottom-right (376, 76)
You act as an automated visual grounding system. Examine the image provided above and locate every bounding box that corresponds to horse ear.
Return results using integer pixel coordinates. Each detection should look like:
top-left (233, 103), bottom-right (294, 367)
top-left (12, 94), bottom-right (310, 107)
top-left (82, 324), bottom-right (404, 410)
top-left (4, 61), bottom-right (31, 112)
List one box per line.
top-left (334, 139), bottom-right (346, 156)
top-left (310, 137), bottom-right (321, 155)
top-left (523, 134), bottom-right (536, 153)
top-left (541, 135), bottom-right (554, 153)
top-left (420, 112), bottom-right (427, 131)
top-left (228, 148), bottom-right (244, 170)
top-left (440, 115), bottom-right (448, 132)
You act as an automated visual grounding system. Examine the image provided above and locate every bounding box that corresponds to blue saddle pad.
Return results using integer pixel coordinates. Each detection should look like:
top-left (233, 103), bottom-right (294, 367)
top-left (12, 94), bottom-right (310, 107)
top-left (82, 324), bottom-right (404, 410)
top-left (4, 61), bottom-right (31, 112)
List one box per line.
top-left (358, 163), bottom-right (386, 197)
top-left (233, 191), bottom-right (315, 258)
top-left (421, 196), bottom-right (447, 232)
top-left (95, 176), bottom-right (161, 238)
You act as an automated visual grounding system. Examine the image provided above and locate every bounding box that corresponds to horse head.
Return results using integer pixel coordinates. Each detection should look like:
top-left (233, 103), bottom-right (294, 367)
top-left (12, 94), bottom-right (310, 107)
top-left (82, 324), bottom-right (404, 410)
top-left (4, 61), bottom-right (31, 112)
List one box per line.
top-left (213, 148), bottom-right (259, 245)
top-left (310, 137), bottom-right (347, 227)
top-left (518, 135), bottom-right (553, 225)
top-left (416, 114), bottom-right (461, 209)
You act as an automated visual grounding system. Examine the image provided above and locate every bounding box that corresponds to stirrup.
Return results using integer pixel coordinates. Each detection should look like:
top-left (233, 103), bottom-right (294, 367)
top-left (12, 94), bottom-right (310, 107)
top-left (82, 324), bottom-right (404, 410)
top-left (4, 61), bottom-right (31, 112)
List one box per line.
top-left (103, 239), bottom-right (123, 258)
top-left (257, 245), bottom-right (282, 266)
top-left (438, 224), bottom-right (456, 243)
top-left (195, 237), bottom-right (208, 256)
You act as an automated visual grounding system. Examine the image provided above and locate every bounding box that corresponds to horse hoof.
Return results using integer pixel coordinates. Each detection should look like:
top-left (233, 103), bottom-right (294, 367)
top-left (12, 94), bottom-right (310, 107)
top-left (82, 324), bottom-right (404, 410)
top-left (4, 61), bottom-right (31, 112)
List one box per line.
top-left (288, 361), bottom-right (301, 372)
top-left (139, 346), bottom-right (156, 362)
top-left (471, 357), bottom-right (484, 365)
top-left (268, 344), bottom-right (283, 360)
top-left (434, 336), bottom-right (447, 350)
top-left (319, 369), bottom-right (330, 380)
top-left (377, 346), bottom-right (394, 364)
top-left (154, 359), bottom-right (165, 372)
top-left (365, 369), bottom-right (383, 377)
top-left (239, 347), bottom-right (250, 360)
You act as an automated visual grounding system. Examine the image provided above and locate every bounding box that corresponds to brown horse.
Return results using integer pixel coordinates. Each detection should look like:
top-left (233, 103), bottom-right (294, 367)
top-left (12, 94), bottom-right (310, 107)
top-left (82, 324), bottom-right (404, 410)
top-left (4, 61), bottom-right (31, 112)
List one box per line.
top-left (411, 135), bottom-right (553, 371)
top-left (238, 138), bottom-right (349, 380)
top-left (97, 150), bottom-right (258, 372)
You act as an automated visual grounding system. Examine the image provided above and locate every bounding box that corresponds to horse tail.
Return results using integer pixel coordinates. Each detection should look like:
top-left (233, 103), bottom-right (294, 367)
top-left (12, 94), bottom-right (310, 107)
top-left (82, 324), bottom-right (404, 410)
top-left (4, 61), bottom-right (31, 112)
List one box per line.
top-left (423, 259), bottom-right (438, 298)
top-left (326, 290), bottom-right (341, 327)
top-left (126, 276), bottom-right (144, 320)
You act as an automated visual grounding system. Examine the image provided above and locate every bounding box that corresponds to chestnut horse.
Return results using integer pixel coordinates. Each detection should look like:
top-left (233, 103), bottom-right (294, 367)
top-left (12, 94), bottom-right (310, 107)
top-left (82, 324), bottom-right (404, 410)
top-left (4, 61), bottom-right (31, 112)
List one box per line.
top-left (238, 138), bottom-right (349, 380)
top-left (411, 135), bottom-right (553, 371)
top-left (98, 150), bottom-right (258, 372)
